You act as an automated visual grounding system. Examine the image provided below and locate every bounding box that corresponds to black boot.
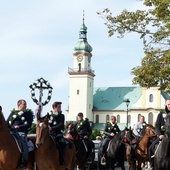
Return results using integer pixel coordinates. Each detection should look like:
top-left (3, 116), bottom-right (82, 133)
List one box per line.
top-left (59, 148), bottom-right (66, 165)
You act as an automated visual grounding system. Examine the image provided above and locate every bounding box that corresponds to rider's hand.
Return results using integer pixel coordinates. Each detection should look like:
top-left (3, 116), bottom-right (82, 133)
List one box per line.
top-left (159, 135), bottom-right (164, 140)
top-left (110, 133), bottom-right (115, 136)
top-left (84, 135), bottom-right (88, 139)
top-left (14, 125), bottom-right (19, 129)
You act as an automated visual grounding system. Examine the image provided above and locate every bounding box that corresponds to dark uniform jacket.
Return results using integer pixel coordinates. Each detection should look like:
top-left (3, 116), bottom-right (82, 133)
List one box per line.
top-left (75, 118), bottom-right (92, 139)
top-left (155, 112), bottom-right (167, 136)
top-left (103, 122), bottom-right (120, 138)
top-left (48, 111), bottom-right (65, 135)
top-left (7, 109), bottom-right (33, 133)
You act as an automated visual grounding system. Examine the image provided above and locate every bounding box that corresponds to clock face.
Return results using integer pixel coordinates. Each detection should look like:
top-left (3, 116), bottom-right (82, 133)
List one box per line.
top-left (77, 55), bottom-right (83, 62)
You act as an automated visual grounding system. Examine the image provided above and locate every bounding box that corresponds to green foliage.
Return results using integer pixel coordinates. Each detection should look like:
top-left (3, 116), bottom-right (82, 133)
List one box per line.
top-left (28, 123), bottom-right (36, 134)
top-left (97, 0), bottom-right (170, 93)
top-left (90, 129), bottom-right (102, 140)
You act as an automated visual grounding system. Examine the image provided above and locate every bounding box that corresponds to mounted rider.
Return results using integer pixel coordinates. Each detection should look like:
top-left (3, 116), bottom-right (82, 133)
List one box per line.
top-left (133, 115), bottom-right (146, 141)
top-left (74, 112), bottom-right (94, 164)
top-left (7, 99), bottom-right (34, 168)
top-left (101, 115), bottom-right (120, 165)
top-left (48, 101), bottom-right (66, 165)
top-left (149, 99), bottom-right (170, 169)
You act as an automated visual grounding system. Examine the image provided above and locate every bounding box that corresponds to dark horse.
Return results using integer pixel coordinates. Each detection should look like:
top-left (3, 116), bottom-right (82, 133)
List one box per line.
top-left (154, 113), bottom-right (170, 170)
top-left (65, 123), bottom-right (95, 170)
top-left (98, 128), bottom-right (134, 170)
top-left (35, 115), bottom-right (76, 170)
top-left (0, 112), bottom-right (35, 170)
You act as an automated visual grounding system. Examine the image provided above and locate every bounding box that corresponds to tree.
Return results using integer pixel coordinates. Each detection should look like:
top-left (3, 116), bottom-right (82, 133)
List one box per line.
top-left (97, 0), bottom-right (170, 93)
top-left (28, 123), bottom-right (36, 134)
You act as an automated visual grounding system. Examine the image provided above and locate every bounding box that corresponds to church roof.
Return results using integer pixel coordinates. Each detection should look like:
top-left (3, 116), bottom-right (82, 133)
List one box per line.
top-left (93, 86), bottom-right (142, 110)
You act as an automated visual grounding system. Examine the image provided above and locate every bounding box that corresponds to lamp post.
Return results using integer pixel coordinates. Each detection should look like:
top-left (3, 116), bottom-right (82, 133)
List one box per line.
top-left (125, 99), bottom-right (130, 128)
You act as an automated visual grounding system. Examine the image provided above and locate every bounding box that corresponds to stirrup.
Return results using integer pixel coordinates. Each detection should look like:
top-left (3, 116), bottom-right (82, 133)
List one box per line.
top-left (101, 156), bottom-right (106, 165)
top-left (151, 155), bottom-right (155, 158)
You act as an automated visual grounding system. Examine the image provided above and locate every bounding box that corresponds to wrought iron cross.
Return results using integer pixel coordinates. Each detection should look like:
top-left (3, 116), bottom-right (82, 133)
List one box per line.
top-left (29, 77), bottom-right (53, 106)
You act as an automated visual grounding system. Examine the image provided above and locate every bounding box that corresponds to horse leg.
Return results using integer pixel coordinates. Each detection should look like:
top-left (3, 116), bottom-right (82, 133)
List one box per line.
top-left (136, 160), bottom-right (142, 170)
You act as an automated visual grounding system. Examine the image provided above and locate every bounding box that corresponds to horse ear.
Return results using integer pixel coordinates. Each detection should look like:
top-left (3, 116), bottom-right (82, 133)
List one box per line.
top-left (44, 113), bottom-right (50, 122)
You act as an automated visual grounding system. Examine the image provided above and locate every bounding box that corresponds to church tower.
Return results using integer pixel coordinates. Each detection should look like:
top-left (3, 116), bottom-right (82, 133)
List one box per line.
top-left (67, 16), bottom-right (95, 121)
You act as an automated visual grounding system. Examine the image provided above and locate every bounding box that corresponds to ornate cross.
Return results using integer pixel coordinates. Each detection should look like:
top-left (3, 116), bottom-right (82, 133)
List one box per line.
top-left (29, 77), bottom-right (53, 106)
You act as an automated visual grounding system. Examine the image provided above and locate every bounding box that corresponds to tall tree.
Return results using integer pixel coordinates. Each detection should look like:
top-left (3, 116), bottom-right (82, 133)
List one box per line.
top-left (98, 0), bottom-right (170, 93)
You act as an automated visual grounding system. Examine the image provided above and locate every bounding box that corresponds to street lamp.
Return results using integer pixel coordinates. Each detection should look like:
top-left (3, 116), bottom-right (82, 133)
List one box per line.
top-left (125, 99), bottom-right (130, 128)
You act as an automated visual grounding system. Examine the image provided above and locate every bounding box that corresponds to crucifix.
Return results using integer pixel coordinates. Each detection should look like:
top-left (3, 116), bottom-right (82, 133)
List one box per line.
top-left (29, 77), bottom-right (53, 119)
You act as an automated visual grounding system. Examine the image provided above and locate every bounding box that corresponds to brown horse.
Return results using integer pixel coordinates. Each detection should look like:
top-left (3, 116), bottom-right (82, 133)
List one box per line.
top-left (35, 117), bottom-right (76, 170)
top-left (0, 112), bottom-right (35, 170)
top-left (127, 124), bottom-right (156, 170)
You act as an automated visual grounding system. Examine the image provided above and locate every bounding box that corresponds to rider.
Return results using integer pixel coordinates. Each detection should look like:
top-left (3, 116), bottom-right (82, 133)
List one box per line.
top-left (48, 101), bottom-right (66, 165)
top-left (133, 115), bottom-right (146, 141)
top-left (74, 112), bottom-right (93, 164)
top-left (7, 99), bottom-right (34, 168)
top-left (101, 115), bottom-right (120, 165)
top-left (149, 99), bottom-right (170, 169)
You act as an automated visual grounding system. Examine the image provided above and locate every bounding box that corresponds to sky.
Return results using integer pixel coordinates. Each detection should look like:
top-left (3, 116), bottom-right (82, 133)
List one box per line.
top-left (0, 0), bottom-right (146, 119)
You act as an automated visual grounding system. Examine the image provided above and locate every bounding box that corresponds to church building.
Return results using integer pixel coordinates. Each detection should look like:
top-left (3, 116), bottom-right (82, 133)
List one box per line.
top-left (67, 18), bottom-right (170, 130)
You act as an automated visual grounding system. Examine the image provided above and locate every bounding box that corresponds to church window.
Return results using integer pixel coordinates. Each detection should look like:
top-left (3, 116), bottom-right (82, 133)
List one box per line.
top-left (106, 115), bottom-right (109, 122)
top-left (148, 112), bottom-right (153, 125)
top-left (77, 90), bottom-right (79, 95)
top-left (128, 115), bottom-right (131, 124)
top-left (149, 94), bottom-right (153, 103)
top-left (138, 114), bottom-right (141, 121)
top-left (78, 63), bottom-right (81, 72)
top-left (117, 115), bottom-right (120, 123)
top-left (96, 115), bottom-right (99, 123)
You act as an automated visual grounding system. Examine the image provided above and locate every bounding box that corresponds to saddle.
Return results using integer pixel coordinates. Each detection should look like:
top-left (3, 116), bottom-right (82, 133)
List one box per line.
top-left (50, 134), bottom-right (72, 149)
top-left (11, 132), bottom-right (34, 153)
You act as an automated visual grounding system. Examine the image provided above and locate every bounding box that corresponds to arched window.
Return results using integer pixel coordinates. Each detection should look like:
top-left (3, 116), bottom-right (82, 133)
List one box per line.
top-left (128, 115), bottom-right (131, 124)
top-left (148, 112), bottom-right (153, 125)
top-left (149, 94), bottom-right (153, 103)
top-left (96, 115), bottom-right (99, 123)
top-left (117, 115), bottom-right (120, 123)
top-left (106, 115), bottom-right (109, 122)
top-left (138, 114), bottom-right (141, 121)
top-left (78, 63), bottom-right (81, 72)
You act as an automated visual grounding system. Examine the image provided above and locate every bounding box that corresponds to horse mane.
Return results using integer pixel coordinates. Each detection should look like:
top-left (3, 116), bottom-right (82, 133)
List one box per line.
top-left (0, 112), bottom-right (8, 131)
top-left (107, 129), bottom-right (126, 158)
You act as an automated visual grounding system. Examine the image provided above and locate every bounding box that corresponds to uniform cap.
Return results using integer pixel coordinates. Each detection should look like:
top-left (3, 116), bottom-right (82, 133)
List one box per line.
top-left (77, 112), bottom-right (83, 116)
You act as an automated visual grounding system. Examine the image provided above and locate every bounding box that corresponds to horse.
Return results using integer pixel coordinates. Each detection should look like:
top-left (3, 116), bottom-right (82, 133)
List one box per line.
top-left (98, 127), bottom-right (134, 170)
top-left (154, 113), bottom-right (170, 170)
top-left (0, 112), bottom-right (35, 170)
top-left (35, 115), bottom-right (76, 170)
top-left (65, 123), bottom-right (95, 170)
top-left (135, 124), bottom-right (156, 170)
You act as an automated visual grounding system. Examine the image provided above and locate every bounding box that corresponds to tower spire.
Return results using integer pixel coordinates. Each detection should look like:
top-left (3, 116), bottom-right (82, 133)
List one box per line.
top-left (83, 10), bottom-right (85, 24)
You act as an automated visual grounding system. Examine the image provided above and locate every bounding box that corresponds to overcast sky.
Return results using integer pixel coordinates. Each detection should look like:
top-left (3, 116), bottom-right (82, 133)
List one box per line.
top-left (0, 0), bottom-right (146, 119)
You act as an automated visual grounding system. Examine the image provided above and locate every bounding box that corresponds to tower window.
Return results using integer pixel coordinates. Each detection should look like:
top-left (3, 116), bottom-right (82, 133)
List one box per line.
top-left (149, 94), bottom-right (153, 103)
top-left (77, 90), bottom-right (79, 95)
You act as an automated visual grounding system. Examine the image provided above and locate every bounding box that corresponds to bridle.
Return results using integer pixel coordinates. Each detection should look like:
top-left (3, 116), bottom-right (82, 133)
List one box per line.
top-left (35, 122), bottom-right (48, 148)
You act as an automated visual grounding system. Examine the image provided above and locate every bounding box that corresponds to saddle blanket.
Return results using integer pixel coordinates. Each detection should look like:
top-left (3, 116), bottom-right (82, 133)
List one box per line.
top-left (27, 139), bottom-right (34, 152)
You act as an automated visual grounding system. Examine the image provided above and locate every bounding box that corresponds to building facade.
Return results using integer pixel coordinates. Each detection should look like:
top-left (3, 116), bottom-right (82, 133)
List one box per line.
top-left (67, 19), bottom-right (170, 129)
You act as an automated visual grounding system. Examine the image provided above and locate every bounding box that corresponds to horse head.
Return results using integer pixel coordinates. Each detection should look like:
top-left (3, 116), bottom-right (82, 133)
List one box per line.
top-left (144, 124), bottom-right (156, 138)
top-left (36, 114), bottom-right (49, 148)
top-left (65, 122), bottom-right (79, 140)
top-left (123, 127), bottom-right (134, 144)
